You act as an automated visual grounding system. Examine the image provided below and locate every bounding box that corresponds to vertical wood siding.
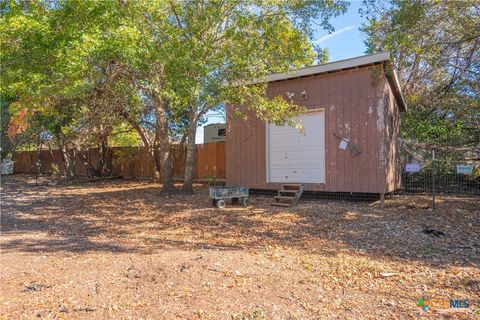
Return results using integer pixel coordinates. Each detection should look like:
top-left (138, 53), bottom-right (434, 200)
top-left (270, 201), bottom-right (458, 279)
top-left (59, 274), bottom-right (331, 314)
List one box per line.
top-left (226, 65), bottom-right (400, 193)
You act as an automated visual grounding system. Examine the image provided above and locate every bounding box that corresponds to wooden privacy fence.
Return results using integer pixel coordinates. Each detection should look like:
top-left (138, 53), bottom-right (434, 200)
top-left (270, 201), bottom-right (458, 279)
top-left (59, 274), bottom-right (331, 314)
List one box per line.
top-left (12, 142), bottom-right (226, 180)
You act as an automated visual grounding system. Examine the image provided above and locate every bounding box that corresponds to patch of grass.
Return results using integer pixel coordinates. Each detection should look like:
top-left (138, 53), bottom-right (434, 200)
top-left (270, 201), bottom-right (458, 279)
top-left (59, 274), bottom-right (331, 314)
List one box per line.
top-left (233, 307), bottom-right (266, 320)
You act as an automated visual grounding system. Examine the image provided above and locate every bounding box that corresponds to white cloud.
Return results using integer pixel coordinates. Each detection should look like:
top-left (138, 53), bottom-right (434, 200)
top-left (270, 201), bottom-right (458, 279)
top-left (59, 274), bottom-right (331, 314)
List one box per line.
top-left (313, 25), bottom-right (356, 44)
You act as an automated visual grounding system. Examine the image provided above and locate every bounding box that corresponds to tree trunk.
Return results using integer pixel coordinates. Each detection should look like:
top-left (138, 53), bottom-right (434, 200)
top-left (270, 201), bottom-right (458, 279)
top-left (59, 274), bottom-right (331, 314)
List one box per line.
top-left (98, 134), bottom-right (111, 177)
top-left (182, 111), bottom-right (197, 193)
top-left (153, 94), bottom-right (174, 193)
top-left (35, 134), bottom-right (43, 186)
top-left (121, 110), bottom-right (160, 177)
top-left (61, 143), bottom-right (74, 181)
top-left (153, 141), bottom-right (162, 179)
top-left (71, 143), bottom-right (100, 177)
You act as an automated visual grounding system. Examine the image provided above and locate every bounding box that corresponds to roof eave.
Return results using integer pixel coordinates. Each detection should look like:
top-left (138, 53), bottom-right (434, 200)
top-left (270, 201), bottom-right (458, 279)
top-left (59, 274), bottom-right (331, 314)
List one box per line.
top-left (385, 66), bottom-right (407, 112)
top-left (252, 51), bottom-right (391, 84)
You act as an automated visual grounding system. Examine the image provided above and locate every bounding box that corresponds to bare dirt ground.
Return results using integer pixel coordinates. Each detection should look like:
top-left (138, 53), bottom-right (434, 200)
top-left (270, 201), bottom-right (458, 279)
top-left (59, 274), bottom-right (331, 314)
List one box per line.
top-left (1, 174), bottom-right (479, 319)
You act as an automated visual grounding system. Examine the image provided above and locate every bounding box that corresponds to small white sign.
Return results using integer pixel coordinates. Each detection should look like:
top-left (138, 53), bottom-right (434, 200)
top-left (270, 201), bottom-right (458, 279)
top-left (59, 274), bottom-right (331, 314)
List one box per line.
top-left (339, 139), bottom-right (348, 150)
top-left (405, 163), bottom-right (421, 173)
top-left (456, 164), bottom-right (473, 175)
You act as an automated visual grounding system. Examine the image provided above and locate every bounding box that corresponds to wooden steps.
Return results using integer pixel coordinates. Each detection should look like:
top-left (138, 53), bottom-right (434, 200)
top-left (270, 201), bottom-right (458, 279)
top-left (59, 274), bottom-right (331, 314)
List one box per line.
top-left (274, 195), bottom-right (295, 200)
top-left (271, 184), bottom-right (304, 207)
top-left (277, 189), bottom-right (298, 194)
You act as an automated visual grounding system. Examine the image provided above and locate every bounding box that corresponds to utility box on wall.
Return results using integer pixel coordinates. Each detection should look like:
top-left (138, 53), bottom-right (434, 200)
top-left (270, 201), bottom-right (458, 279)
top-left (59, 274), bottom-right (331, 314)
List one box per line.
top-left (204, 123), bottom-right (226, 143)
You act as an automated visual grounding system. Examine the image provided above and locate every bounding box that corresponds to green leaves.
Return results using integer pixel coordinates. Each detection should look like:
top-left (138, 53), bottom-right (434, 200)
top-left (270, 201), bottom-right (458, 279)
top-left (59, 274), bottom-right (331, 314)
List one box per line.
top-left (361, 0), bottom-right (480, 147)
top-left (1, 0), bottom-right (348, 152)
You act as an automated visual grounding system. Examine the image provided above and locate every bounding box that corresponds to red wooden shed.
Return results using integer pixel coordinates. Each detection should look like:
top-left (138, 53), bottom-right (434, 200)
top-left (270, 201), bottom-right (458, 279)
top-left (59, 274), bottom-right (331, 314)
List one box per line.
top-left (226, 52), bottom-right (406, 195)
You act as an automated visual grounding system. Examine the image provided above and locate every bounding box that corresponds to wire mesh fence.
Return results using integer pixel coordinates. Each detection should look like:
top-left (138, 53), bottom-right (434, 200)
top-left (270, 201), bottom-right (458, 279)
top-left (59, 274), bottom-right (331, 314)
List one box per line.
top-left (250, 144), bottom-right (480, 205)
top-left (397, 144), bottom-right (480, 206)
top-left (8, 141), bottom-right (479, 206)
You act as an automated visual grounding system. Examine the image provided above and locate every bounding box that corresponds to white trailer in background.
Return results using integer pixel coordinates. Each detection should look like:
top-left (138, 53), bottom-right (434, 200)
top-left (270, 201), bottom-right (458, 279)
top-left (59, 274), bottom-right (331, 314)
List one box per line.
top-left (203, 123), bottom-right (226, 143)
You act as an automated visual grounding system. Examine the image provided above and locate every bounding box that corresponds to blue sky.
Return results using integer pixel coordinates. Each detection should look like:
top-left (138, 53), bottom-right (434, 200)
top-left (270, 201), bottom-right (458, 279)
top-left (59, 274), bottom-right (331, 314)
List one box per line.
top-left (196, 1), bottom-right (367, 143)
top-left (312, 1), bottom-right (367, 61)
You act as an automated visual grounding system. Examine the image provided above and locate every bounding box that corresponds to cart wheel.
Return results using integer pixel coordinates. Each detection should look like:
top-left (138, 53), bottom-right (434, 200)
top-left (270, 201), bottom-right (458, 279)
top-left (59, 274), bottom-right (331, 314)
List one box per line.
top-left (212, 199), bottom-right (217, 207)
top-left (241, 197), bottom-right (249, 206)
top-left (231, 197), bottom-right (239, 204)
top-left (216, 199), bottom-right (226, 209)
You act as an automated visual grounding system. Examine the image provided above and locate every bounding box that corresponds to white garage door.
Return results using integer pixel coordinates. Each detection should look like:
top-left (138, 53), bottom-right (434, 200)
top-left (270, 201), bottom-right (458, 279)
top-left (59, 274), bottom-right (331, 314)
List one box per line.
top-left (267, 111), bottom-right (325, 183)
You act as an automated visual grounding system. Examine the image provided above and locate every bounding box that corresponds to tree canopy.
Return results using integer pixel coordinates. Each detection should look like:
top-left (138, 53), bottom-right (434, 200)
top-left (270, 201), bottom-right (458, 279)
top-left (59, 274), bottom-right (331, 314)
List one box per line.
top-left (1, 0), bottom-right (348, 189)
top-left (361, 0), bottom-right (480, 147)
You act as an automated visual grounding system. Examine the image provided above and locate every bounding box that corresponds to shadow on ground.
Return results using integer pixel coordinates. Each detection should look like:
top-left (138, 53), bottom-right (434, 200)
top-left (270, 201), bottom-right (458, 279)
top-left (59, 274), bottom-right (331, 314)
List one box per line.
top-left (1, 174), bottom-right (479, 268)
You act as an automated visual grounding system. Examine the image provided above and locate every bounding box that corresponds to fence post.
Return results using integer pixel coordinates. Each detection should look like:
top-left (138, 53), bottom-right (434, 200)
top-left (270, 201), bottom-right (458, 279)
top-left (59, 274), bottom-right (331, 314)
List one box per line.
top-left (432, 149), bottom-right (436, 211)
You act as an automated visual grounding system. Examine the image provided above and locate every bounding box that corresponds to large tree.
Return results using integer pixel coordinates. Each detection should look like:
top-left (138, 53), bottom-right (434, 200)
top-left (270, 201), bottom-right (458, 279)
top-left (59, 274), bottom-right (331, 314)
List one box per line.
top-left (161, 0), bottom-right (348, 192)
top-left (0, 0), bottom-right (167, 182)
top-left (0, 96), bottom-right (13, 160)
top-left (1, 0), bottom-right (348, 192)
top-left (1, 1), bottom-right (84, 178)
top-left (361, 0), bottom-right (480, 147)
